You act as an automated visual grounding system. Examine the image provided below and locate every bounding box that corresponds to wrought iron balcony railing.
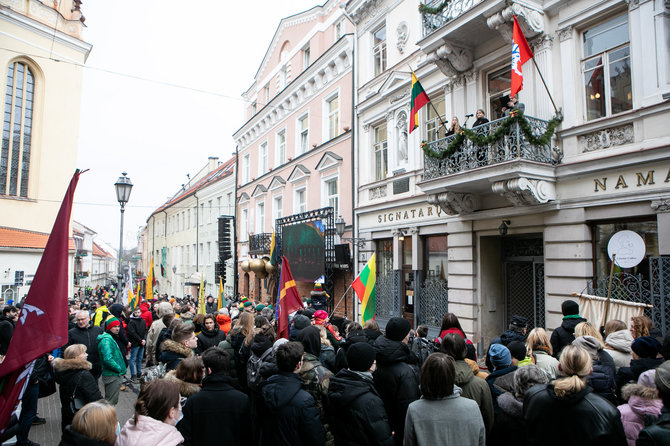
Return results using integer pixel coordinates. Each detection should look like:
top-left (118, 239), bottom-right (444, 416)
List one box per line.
top-left (423, 115), bottom-right (558, 181)
top-left (249, 233), bottom-right (272, 255)
top-left (422, 0), bottom-right (485, 37)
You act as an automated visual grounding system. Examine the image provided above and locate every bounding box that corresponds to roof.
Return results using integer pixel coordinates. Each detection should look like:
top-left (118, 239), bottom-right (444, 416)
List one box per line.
top-left (148, 156), bottom-right (236, 220)
top-left (92, 241), bottom-right (113, 258)
top-left (0, 226), bottom-right (76, 250)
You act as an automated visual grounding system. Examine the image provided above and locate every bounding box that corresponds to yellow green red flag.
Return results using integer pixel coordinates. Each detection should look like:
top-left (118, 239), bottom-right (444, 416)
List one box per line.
top-left (198, 273), bottom-right (206, 315)
top-left (128, 287), bottom-right (138, 310)
top-left (217, 275), bottom-right (224, 311)
top-left (352, 253), bottom-right (376, 323)
top-left (146, 257), bottom-right (154, 301)
top-left (409, 71), bottom-right (430, 134)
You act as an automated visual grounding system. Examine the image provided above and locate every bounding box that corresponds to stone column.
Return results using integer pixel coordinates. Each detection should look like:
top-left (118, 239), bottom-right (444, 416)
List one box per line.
top-left (531, 34), bottom-right (555, 120)
top-left (558, 26), bottom-right (577, 127)
top-left (652, 199), bottom-right (670, 255)
top-left (446, 220), bottom-right (477, 338)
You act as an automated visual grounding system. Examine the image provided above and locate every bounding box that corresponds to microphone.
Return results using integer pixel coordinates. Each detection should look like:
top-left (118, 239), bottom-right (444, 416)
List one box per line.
top-left (465, 114), bottom-right (474, 117)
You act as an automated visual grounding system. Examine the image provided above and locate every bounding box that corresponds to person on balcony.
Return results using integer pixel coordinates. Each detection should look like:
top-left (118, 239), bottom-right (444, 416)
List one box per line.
top-left (473, 109), bottom-right (489, 127)
top-left (445, 116), bottom-right (462, 136)
top-left (502, 95), bottom-right (525, 117)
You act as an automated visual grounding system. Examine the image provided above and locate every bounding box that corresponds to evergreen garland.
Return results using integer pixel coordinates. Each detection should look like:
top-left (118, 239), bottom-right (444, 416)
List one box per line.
top-left (418, 1), bottom-right (450, 14)
top-left (421, 112), bottom-right (562, 160)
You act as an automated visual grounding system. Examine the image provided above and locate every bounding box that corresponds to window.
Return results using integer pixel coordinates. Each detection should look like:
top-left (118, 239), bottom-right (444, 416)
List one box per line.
top-left (324, 178), bottom-right (339, 215)
top-left (279, 65), bottom-right (287, 90)
top-left (295, 188), bottom-right (306, 213)
top-left (373, 25), bottom-right (387, 76)
top-left (256, 202), bottom-right (265, 234)
top-left (1, 61), bottom-right (34, 197)
top-left (208, 200), bottom-right (213, 224)
top-left (303, 46), bottom-right (311, 69)
top-left (191, 244), bottom-right (195, 266)
top-left (199, 243), bottom-right (204, 267)
top-left (182, 246), bottom-right (186, 266)
top-left (582, 14), bottom-right (632, 120)
top-left (242, 154), bottom-right (250, 183)
top-left (259, 141), bottom-right (268, 174)
top-left (373, 123), bottom-right (388, 181)
top-left (425, 97), bottom-right (446, 142)
top-left (251, 102), bottom-right (257, 115)
top-left (276, 130), bottom-right (286, 165)
top-left (241, 208), bottom-right (248, 242)
top-left (298, 114), bottom-right (309, 154)
top-left (186, 209), bottom-right (190, 229)
top-left (592, 220), bottom-right (657, 279)
top-left (227, 192), bottom-right (233, 214)
top-left (217, 196), bottom-right (221, 217)
top-left (207, 242), bottom-right (211, 265)
top-left (424, 236), bottom-right (448, 282)
top-left (488, 68), bottom-right (511, 120)
top-left (327, 95), bottom-right (339, 140)
top-left (182, 212), bottom-right (185, 231)
top-left (200, 203), bottom-right (205, 225)
top-left (273, 196), bottom-right (283, 223)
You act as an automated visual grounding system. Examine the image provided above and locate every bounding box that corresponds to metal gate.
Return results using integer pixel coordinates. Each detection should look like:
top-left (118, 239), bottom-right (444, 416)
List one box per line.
top-left (503, 236), bottom-right (545, 329)
top-left (376, 270), bottom-right (402, 328)
top-left (650, 257), bottom-right (670, 335)
top-left (415, 269), bottom-right (449, 331)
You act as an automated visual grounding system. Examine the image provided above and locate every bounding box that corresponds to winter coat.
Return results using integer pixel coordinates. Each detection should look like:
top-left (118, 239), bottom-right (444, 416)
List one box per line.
top-left (139, 303), bottom-right (153, 329)
top-left (617, 384), bottom-right (663, 446)
top-left (260, 372), bottom-right (326, 446)
top-left (96, 332), bottom-right (125, 376)
top-left (115, 415), bottom-right (184, 446)
top-left (549, 316), bottom-right (587, 358)
top-left (637, 407), bottom-right (670, 446)
top-left (205, 301), bottom-right (217, 314)
top-left (126, 316), bottom-right (147, 348)
top-left (159, 339), bottom-right (194, 372)
top-left (299, 352), bottom-right (333, 423)
top-left (67, 325), bottom-right (104, 377)
top-left (490, 392), bottom-right (526, 446)
top-left (372, 335), bottom-right (420, 446)
top-left (533, 350), bottom-right (559, 379)
top-left (486, 365), bottom-right (517, 411)
top-left (364, 328), bottom-right (382, 345)
top-left (163, 370), bottom-right (201, 398)
top-left (320, 344), bottom-right (337, 373)
top-left (334, 330), bottom-right (368, 373)
top-left (196, 326), bottom-right (226, 354)
top-left (216, 313), bottom-right (231, 335)
top-left (327, 368), bottom-right (394, 446)
top-left (524, 384), bottom-right (627, 446)
top-left (146, 319), bottom-right (167, 365)
top-left (229, 329), bottom-right (251, 390)
top-left (589, 349), bottom-right (618, 404)
top-left (453, 359), bottom-right (494, 433)
top-left (616, 357), bottom-right (664, 393)
top-left (53, 357), bottom-right (103, 431)
top-left (0, 315), bottom-right (15, 355)
top-left (59, 426), bottom-right (112, 446)
top-left (404, 388), bottom-right (486, 446)
top-left (177, 373), bottom-right (250, 446)
top-left (217, 339), bottom-right (238, 384)
top-left (605, 330), bottom-right (633, 372)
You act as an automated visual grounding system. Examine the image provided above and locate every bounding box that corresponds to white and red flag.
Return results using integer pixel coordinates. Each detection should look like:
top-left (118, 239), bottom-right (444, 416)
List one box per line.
top-left (510, 15), bottom-right (534, 98)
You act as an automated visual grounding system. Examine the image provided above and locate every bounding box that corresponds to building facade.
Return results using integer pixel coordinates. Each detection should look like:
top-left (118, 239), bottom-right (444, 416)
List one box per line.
top-left (347, 0), bottom-right (670, 344)
top-left (233, 0), bottom-right (356, 311)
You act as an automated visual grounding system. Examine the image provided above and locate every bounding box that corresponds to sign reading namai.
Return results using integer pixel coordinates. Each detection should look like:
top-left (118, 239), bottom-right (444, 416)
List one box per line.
top-left (593, 168), bottom-right (670, 192)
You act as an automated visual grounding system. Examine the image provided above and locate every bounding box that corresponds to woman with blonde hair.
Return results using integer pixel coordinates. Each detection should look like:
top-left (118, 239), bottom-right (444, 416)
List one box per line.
top-left (574, 321), bottom-right (605, 347)
top-left (604, 320), bottom-right (633, 372)
top-left (526, 328), bottom-right (559, 379)
top-left (59, 401), bottom-right (117, 446)
top-left (525, 345), bottom-right (627, 445)
top-left (316, 324), bottom-right (336, 372)
top-left (228, 311), bottom-right (255, 391)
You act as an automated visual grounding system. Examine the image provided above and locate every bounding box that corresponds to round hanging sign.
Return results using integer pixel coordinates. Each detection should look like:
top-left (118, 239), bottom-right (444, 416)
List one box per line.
top-left (607, 230), bottom-right (646, 268)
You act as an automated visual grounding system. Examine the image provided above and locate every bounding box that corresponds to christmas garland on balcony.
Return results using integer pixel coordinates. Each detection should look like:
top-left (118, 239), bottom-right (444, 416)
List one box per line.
top-left (420, 112), bottom-right (563, 160)
top-left (419, 1), bottom-right (450, 14)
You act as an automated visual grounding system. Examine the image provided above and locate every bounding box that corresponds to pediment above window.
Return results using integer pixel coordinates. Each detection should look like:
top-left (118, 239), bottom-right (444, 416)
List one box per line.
top-left (288, 164), bottom-right (311, 183)
top-left (268, 175), bottom-right (286, 191)
top-left (238, 192), bottom-right (250, 204)
top-left (251, 184), bottom-right (268, 198)
top-left (315, 151), bottom-right (343, 172)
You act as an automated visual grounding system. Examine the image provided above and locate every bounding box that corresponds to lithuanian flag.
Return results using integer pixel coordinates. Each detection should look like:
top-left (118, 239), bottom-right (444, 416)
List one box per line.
top-left (146, 257), bottom-right (154, 301)
top-left (409, 71), bottom-right (430, 134)
top-left (128, 286), bottom-right (138, 310)
top-left (269, 231), bottom-right (279, 266)
top-left (217, 275), bottom-right (224, 311)
top-left (352, 253), bottom-right (376, 323)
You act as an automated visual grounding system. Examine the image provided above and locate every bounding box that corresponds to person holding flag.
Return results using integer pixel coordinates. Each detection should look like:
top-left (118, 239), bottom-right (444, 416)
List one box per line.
top-left (353, 254), bottom-right (377, 323)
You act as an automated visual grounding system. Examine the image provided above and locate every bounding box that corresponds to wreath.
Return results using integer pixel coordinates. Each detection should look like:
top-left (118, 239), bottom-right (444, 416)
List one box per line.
top-left (418, 1), bottom-right (450, 14)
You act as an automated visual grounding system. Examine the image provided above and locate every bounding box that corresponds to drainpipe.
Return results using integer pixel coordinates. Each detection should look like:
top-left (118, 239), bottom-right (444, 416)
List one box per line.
top-left (194, 192), bottom-right (199, 273)
top-left (234, 146), bottom-right (239, 300)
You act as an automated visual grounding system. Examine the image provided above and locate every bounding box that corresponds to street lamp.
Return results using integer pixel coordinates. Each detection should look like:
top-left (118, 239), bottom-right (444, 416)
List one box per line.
top-left (115, 172), bottom-right (133, 298)
top-left (335, 215), bottom-right (367, 249)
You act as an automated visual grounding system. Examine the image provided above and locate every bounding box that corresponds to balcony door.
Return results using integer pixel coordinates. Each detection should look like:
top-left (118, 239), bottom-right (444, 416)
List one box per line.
top-left (488, 67), bottom-right (511, 120)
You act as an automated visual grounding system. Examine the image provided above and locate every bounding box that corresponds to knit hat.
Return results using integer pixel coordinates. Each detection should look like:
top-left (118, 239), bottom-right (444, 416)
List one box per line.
top-left (385, 317), bottom-right (411, 342)
top-left (314, 283), bottom-right (323, 292)
top-left (638, 369), bottom-right (657, 389)
top-left (313, 310), bottom-right (329, 321)
top-left (105, 317), bottom-right (120, 331)
top-left (489, 344), bottom-right (512, 369)
top-left (507, 341), bottom-right (527, 362)
top-left (510, 315), bottom-right (527, 328)
top-left (293, 314), bottom-right (311, 330)
top-left (632, 336), bottom-right (662, 358)
top-left (347, 342), bottom-right (376, 372)
top-left (655, 361), bottom-right (670, 394)
top-left (243, 301), bottom-right (253, 308)
top-left (255, 304), bottom-right (265, 312)
top-left (561, 300), bottom-right (579, 316)
top-left (238, 303), bottom-right (244, 309)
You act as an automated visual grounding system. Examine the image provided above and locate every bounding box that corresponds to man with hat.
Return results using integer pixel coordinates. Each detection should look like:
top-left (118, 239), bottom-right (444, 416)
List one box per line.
top-left (550, 300), bottom-right (587, 358)
top-left (616, 336), bottom-right (663, 391)
top-left (311, 283), bottom-right (328, 312)
top-left (96, 316), bottom-right (126, 405)
top-left (205, 295), bottom-right (217, 314)
top-left (637, 360), bottom-right (670, 444)
top-left (373, 317), bottom-right (420, 446)
top-left (328, 342), bottom-right (394, 446)
top-left (486, 343), bottom-right (525, 410)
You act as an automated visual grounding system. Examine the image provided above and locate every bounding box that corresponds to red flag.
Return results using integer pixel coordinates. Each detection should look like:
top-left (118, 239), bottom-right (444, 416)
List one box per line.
top-left (275, 257), bottom-right (304, 340)
top-left (510, 15), bottom-right (533, 98)
top-left (0, 170), bottom-right (80, 432)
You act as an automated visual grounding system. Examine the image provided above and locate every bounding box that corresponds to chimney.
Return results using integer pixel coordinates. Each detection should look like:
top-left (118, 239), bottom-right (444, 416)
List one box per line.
top-left (208, 156), bottom-right (219, 172)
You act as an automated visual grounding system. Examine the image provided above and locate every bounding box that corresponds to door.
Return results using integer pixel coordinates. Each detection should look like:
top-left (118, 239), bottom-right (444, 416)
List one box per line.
top-left (503, 235), bottom-right (545, 329)
top-left (402, 237), bottom-right (414, 327)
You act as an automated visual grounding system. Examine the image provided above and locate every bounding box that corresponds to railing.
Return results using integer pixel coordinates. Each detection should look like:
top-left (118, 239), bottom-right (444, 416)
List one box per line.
top-left (248, 233), bottom-right (272, 255)
top-left (422, 0), bottom-right (484, 37)
top-left (423, 115), bottom-right (556, 181)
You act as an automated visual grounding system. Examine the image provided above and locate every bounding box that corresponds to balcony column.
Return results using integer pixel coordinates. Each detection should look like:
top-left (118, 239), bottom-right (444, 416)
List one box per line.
top-left (392, 229), bottom-right (402, 270)
top-left (530, 34), bottom-right (555, 120)
top-left (557, 26), bottom-right (577, 127)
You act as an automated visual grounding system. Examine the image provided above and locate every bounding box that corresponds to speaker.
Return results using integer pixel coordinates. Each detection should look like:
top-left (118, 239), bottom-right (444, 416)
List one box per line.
top-left (334, 244), bottom-right (351, 265)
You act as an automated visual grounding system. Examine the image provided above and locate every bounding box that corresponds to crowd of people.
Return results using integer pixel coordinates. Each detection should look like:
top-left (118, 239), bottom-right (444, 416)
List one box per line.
top-left (2, 290), bottom-right (670, 446)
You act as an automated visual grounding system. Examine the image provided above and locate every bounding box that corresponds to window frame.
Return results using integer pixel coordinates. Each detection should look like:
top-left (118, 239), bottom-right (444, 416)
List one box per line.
top-left (276, 129), bottom-right (286, 165)
top-left (242, 154), bottom-right (250, 183)
top-left (256, 201), bottom-right (265, 234)
top-left (325, 92), bottom-right (340, 141)
top-left (373, 121), bottom-right (388, 181)
top-left (294, 186), bottom-right (307, 214)
top-left (322, 175), bottom-right (339, 216)
top-left (258, 141), bottom-right (268, 174)
top-left (297, 113), bottom-right (309, 154)
top-left (372, 23), bottom-right (388, 76)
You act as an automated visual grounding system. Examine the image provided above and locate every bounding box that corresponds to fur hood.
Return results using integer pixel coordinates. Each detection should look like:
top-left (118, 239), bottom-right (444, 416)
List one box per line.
top-left (161, 339), bottom-right (194, 358)
top-left (164, 370), bottom-right (201, 397)
top-left (605, 329), bottom-right (633, 353)
top-left (52, 357), bottom-right (92, 373)
top-left (621, 383), bottom-right (659, 401)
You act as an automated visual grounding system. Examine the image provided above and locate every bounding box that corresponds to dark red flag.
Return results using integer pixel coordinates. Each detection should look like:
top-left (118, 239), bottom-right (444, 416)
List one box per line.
top-left (275, 257), bottom-right (304, 340)
top-left (0, 170), bottom-right (80, 431)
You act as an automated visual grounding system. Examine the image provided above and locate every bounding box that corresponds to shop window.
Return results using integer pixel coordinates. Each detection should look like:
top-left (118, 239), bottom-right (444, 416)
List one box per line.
top-left (376, 239), bottom-right (394, 275)
top-left (592, 219), bottom-right (658, 279)
top-left (424, 235), bottom-right (448, 282)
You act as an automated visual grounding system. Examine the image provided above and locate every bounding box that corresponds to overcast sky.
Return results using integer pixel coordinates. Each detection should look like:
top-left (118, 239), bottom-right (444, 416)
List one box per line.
top-left (72, 0), bottom-right (320, 251)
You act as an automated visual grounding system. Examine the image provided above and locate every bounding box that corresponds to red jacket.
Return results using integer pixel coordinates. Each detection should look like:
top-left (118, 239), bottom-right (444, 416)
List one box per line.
top-left (140, 302), bottom-right (152, 329)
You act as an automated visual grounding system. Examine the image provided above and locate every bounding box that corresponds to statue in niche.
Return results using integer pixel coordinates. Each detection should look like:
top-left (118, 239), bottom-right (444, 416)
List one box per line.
top-left (396, 112), bottom-right (408, 161)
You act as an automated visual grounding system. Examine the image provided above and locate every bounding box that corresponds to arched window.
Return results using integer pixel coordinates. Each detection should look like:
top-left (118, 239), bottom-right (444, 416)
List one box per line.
top-left (2, 61), bottom-right (35, 197)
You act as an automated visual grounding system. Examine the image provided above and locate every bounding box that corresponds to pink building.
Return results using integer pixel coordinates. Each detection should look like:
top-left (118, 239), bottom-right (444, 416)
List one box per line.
top-left (233, 1), bottom-right (354, 310)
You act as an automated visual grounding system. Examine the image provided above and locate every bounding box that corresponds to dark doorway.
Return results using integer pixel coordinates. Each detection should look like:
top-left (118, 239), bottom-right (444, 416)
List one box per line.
top-left (503, 235), bottom-right (545, 329)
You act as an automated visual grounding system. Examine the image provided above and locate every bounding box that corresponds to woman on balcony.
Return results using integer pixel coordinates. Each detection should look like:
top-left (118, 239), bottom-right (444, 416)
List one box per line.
top-left (445, 116), bottom-right (461, 136)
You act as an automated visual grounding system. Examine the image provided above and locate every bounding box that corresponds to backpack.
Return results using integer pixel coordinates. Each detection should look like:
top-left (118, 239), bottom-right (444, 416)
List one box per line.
top-left (247, 348), bottom-right (273, 392)
top-left (411, 337), bottom-right (437, 366)
top-left (155, 327), bottom-right (172, 362)
top-left (140, 362), bottom-right (167, 387)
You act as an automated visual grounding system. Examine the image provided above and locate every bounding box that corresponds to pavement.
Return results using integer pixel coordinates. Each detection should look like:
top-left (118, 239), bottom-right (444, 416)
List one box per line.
top-left (3, 377), bottom-right (139, 446)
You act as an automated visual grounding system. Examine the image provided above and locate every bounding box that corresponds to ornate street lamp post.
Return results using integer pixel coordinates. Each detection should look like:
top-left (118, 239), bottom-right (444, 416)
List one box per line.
top-left (115, 172), bottom-right (133, 298)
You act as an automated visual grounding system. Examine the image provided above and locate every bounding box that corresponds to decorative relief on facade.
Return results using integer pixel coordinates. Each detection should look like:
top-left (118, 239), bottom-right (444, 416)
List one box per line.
top-left (558, 26), bottom-right (573, 42)
top-left (390, 92), bottom-right (409, 104)
top-left (491, 178), bottom-right (556, 206)
top-left (532, 34), bottom-right (553, 52)
top-left (369, 185), bottom-right (388, 200)
top-left (396, 111), bottom-right (409, 161)
top-left (487, 4), bottom-right (543, 43)
top-left (396, 22), bottom-right (409, 54)
top-left (425, 43), bottom-right (473, 78)
top-left (579, 124), bottom-right (634, 152)
top-left (427, 192), bottom-right (479, 215)
top-left (651, 199), bottom-right (670, 212)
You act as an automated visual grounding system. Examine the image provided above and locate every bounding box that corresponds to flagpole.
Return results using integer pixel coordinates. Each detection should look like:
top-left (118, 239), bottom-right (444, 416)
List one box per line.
top-left (529, 57), bottom-right (559, 115)
top-left (331, 283), bottom-right (354, 316)
top-left (409, 66), bottom-right (450, 135)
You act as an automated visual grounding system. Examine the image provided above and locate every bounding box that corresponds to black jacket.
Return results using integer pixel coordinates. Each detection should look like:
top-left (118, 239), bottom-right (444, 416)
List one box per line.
top-left (524, 384), bottom-right (627, 446)
top-left (327, 368), bottom-right (394, 446)
top-left (334, 330), bottom-right (369, 373)
top-left (490, 392), bottom-right (526, 446)
top-left (196, 326), bottom-right (226, 355)
top-left (473, 117), bottom-right (489, 127)
top-left (205, 301), bottom-right (217, 314)
top-left (67, 325), bottom-right (104, 378)
top-left (177, 373), bottom-right (250, 446)
top-left (588, 350), bottom-right (617, 404)
top-left (58, 426), bottom-right (111, 446)
top-left (372, 336), bottom-right (420, 446)
top-left (615, 357), bottom-right (664, 394)
top-left (637, 406), bottom-right (670, 445)
top-left (229, 330), bottom-right (251, 391)
top-left (126, 316), bottom-right (147, 348)
top-left (260, 372), bottom-right (325, 446)
top-left (159, 340), bottom-right (194, 372)
top-left (53, 357), bottom-right (103, 431)
top-left (0, 315), bottom-right (15, 355)
top-left (550, 317), bottom-right (587, 358)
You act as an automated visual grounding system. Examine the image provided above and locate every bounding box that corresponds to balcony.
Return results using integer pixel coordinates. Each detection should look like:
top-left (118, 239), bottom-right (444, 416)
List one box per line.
top-left (419, 115), bottom-right (561, 214)
top-left (249, 233), bottom-right (272, 255)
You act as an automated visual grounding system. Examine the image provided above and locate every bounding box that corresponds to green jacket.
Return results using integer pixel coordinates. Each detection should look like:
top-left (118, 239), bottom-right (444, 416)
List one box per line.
top-left (97, 332), bottom-right (126, 376)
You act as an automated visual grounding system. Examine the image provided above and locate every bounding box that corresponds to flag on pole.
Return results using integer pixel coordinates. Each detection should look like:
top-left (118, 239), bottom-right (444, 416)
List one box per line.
top-left (275, 257), bottom-right (304, 340)
top-left (217, 275), bottom-right (224, 311)
top-left (409, 71), bottom-right (430, 134)
top-left (0, 170), bottom-right (80, 432)
top-left (352, 253), bottom-right (376, 323)
top-left (198, 273), bottom-right (206, 315)
top-left (511, 15), bottom-right (533, 98)
top-left (269, 231), bottom-right (279, 266)
top-left (146, 257), bottom-right (154, 301)
top-left (128, 286), bottom-right (138, 310)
